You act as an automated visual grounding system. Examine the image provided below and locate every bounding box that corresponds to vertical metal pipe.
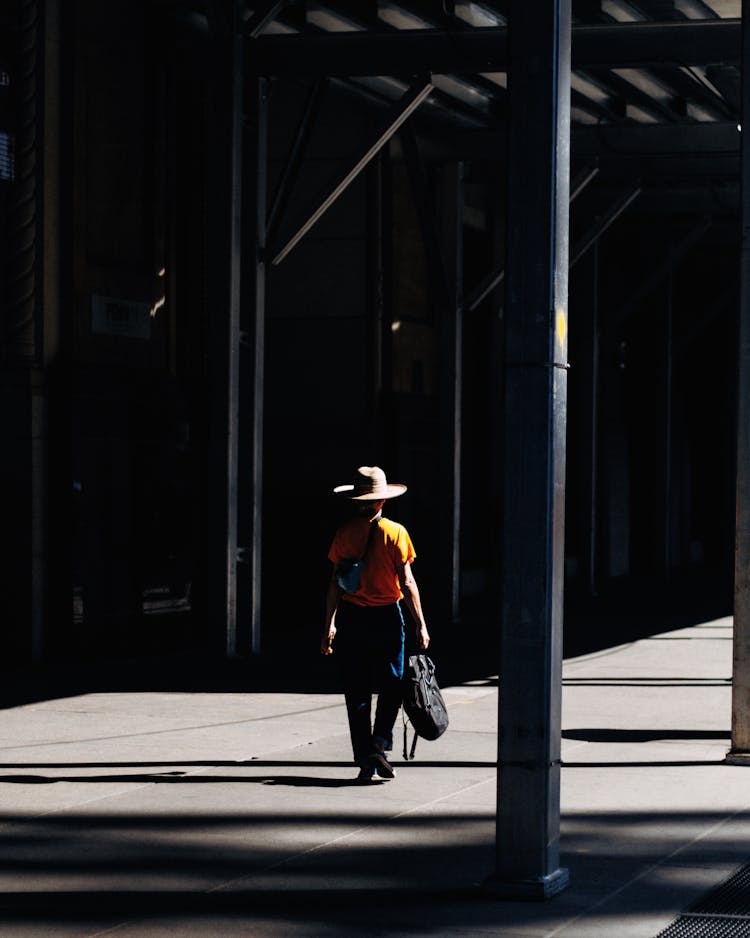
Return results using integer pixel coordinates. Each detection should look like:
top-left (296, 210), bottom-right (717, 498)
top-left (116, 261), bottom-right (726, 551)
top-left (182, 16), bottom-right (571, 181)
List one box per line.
top-left (366, 155), bottom-right (384, 439)
top-left (664, 272), bottom-right (674, 573)
top-left (249, 77), bottom-right (267, 656)
top-left (399, 142), bottom-right (463, 618)
top-left (380, 148), bottom-right (396, 463)
top-left (729, 0), bottom-right (750, 760)
top-left (576, 243), bottom-right (600, 597)
top-left (486, 0), bottom-right (571, 898)
top-left (441, 163), bottom-right (464, 622)
top-left (206, 0), bottom-right (244, 657)
top-left (226, 4), bottom-right (244, 657)
top-left (5, 0), bottom-right (39, 364)
top-left (587, 243), bottom-right (600, 595)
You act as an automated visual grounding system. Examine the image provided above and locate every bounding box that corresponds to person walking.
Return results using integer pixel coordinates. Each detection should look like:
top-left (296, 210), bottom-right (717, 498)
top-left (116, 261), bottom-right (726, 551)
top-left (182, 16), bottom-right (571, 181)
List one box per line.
top-left (321, 466), bottom-right (430, 782)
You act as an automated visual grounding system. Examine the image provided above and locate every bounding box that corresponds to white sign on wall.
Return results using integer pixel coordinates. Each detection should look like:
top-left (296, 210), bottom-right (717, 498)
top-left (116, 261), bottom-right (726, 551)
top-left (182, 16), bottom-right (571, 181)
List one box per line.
top-left (91, 295), bottom-right (151, 339)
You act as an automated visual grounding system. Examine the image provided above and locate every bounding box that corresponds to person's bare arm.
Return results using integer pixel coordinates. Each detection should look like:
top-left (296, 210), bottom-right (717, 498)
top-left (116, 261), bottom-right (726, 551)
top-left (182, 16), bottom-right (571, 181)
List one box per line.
top-left (397, 562), bottom-right (430, 650)
top-left (321, 572), bottom-right (339, 655)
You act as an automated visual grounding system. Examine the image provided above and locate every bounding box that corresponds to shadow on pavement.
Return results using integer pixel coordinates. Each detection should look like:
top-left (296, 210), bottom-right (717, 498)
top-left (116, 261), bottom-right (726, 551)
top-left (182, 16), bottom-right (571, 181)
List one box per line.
top-left (0, 809), bottom-right (746, 934)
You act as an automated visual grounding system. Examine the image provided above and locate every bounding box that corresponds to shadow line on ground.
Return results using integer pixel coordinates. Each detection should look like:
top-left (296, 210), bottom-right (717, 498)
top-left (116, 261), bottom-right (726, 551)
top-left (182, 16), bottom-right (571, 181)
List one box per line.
top-left (0, 759), bottom-right (496, 770)
top-left (0, 773), bottom-right (381, 787)
top-left (562, 729), bottom-right (730, 743)
top-left (562, 760), bottom-right (728, 768)
top-left (563, 681), bottom-right (731, 688)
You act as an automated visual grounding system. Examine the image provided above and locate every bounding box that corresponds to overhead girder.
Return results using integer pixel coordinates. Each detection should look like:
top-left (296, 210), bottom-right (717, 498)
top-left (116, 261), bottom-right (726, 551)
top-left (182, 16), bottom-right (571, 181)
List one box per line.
top-left (572, 121), bottom-right (740, 157)
top-left (246, 20), bottom-right (740, 77)
top-left (426, 121), bottom-right (741, 166)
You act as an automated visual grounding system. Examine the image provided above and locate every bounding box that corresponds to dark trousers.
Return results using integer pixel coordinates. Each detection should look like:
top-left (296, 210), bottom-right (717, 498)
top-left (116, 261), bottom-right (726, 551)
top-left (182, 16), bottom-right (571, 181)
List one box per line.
top-left (335, 601), bottom-right (405, 766)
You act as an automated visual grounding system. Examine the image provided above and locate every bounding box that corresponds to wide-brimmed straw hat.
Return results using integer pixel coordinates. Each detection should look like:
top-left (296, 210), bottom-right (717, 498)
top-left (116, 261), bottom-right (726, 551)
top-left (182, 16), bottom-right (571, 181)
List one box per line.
top-left (333, 466), bottom-right (407, 501)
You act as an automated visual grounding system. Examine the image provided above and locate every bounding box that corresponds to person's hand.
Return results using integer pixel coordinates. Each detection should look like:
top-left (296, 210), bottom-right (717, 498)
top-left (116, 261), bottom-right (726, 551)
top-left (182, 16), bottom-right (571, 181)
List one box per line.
top-left (320, 625), bottom-right (336, 655)
top-left (416, 625), bottom-right (430, 651)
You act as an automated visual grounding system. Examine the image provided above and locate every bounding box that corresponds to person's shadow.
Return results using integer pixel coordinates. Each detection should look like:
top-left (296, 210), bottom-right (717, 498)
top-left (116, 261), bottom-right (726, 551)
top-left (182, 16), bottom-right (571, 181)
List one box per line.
top-left (260, 776), bottom-right (371, 787)
top-left (0, 772), bottom-right (370, 788)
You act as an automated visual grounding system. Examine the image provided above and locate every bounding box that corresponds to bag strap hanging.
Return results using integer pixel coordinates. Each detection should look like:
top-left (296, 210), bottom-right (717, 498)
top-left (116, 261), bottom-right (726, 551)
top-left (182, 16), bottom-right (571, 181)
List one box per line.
top-left (402, 707), bottom-right (419, 761)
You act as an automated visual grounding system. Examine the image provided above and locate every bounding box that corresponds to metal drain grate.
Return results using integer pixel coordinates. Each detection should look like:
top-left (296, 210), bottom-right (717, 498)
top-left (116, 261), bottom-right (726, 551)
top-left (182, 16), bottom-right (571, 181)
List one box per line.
top-left (656, 917), bottom-right (750, 937)
top-left (656, 863), bottom-right (750, 937)
top-left (691, 865), bottom-right (750, 918)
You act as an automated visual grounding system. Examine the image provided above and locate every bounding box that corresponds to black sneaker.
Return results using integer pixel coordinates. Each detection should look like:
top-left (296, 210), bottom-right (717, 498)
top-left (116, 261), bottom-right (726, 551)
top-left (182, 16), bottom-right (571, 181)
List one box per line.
top-left (368, 746), bottom-right (395, 779)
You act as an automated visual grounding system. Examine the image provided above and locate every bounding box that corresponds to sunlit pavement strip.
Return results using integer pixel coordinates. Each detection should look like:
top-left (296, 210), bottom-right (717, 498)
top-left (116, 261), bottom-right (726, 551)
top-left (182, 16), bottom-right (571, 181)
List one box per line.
top-left (0, 618), bottom-right (748, 936)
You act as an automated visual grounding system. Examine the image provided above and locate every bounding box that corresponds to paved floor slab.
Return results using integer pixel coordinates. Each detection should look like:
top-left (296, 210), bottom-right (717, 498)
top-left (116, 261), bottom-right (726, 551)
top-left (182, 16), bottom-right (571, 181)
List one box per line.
top-left (0, 617), bottom-right (747, 936)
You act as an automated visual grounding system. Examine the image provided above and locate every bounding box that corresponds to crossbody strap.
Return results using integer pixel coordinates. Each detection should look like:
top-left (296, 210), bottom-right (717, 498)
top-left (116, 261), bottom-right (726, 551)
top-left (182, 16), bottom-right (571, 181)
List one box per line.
top-left (360, 517), bottom-right (380, 561)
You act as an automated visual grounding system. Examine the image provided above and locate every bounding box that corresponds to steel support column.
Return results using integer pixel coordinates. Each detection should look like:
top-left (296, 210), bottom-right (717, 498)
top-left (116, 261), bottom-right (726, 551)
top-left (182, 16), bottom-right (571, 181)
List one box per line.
top-left (206, 0), bottom-right (244, 657)
top-left (661, 274), bottom-right (675, 573)
top-left (729, 0), bottom-right (750, 762)
top-left (398, 131), bottom-right (462, 616)
top-left (240, 77), bottom-right (268, 656)
top-left (440, 163), bottom-right (463, 622)
top-left (486, 0), bottom-right (571, 899)
top-left (574, 244), bottom-right (600, 597)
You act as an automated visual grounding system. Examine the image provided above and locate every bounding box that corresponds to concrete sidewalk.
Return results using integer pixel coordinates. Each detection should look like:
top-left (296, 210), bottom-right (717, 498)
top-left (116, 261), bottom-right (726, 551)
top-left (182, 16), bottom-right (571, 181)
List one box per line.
top-left (0, 617), bottom-right (748, 936)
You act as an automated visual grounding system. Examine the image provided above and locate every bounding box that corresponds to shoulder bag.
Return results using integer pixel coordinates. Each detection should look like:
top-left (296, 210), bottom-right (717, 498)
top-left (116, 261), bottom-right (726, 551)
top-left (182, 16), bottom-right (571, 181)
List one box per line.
top-left (402, 653), bottom-right (449, 760)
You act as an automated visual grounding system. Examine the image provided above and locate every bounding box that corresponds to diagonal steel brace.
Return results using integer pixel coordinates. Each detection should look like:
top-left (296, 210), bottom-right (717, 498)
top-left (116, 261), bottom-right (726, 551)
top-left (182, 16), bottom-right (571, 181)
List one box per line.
top-left (272, 78), bottom-right (433, 266)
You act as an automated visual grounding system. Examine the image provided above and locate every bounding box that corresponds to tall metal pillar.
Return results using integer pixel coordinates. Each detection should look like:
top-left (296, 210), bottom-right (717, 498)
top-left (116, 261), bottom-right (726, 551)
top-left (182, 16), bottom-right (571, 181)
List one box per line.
top-left (206, 0), bottom-right (244, 656)
top-left (661, 273), bottom-right (674, 573)
top-left (574, 244), bottom-right (600, 598)
top-left (2, 0), bottom-right (65, 664)
top-left (729, 0), bottom-right (750, 763)
top-left (487, 0), bottom-right (571, 898)
top-left (441, 163), bottom-right (463, 623)
top-left (240, 76), bottom-right (268, 656)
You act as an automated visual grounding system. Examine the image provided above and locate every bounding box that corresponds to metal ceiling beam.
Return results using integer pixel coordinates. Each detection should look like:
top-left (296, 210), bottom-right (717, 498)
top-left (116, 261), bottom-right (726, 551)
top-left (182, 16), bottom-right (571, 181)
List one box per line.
top-left (205, 0), bottom-right (246, 658)
top-left (246, 20), bottom-right (740, 77)
top-left (574, 20), bottom-right (739, 68)
top-left (573, 120), bottom-right (741, 156)
top-left (249, 26), bottom-right (507, 76)
top-left (439, 121), bottom-right (741, 163)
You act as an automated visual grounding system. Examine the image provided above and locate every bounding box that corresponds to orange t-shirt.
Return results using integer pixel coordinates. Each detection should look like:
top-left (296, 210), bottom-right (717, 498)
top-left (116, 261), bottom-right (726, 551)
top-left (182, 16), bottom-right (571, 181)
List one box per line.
top-left (328, 516), bottom-right (416, 607)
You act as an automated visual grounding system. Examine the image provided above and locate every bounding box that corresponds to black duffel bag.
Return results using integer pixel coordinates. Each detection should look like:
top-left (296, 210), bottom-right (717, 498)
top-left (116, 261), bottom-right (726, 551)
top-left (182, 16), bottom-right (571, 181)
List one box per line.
top-left (402, 654), bottom-right (449, 760)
